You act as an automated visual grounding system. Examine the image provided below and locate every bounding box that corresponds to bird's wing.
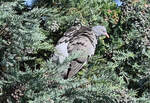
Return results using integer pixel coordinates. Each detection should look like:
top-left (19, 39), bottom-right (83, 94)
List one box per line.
top-left (57, 25), bottom-right (82, 44)
top-left (53, 25), bottom-right (81, 64)
top-left (66, 34), bottom-right (96, 78)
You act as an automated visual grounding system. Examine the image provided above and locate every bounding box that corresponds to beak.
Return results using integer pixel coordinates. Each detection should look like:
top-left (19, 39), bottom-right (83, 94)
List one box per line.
top-left (105, 33), bottom-right (109, 38)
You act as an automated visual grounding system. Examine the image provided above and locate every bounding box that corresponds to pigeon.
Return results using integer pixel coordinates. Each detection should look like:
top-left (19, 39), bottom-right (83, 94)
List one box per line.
top-left (53, 25), bottom-right (109, 79)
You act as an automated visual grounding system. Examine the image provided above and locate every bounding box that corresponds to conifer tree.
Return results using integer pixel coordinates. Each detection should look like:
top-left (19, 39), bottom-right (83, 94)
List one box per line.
top-left (0, 0), bottom-right (150, 102)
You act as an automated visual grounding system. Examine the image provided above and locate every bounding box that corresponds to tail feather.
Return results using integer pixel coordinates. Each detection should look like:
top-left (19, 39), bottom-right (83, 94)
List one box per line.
top-left (67, 60), bottom-right (85, 78)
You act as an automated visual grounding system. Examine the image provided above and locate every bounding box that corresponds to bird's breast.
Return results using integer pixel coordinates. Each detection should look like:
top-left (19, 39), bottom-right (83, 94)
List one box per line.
top-left (55, 42), bottom-right (69, 64)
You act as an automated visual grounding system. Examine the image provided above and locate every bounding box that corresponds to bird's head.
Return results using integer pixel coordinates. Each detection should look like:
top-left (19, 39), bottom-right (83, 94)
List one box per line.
top-left (92, 25), bottom-right (109, 38)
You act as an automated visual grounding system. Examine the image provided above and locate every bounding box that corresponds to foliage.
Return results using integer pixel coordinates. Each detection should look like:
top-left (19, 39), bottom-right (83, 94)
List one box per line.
top-left (0, 0), bottom-right (150, 103)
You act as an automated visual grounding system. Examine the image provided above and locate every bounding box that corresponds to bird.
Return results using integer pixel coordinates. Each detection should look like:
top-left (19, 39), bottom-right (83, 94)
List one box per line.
top-left (52, 25), bottom-right (109, 79)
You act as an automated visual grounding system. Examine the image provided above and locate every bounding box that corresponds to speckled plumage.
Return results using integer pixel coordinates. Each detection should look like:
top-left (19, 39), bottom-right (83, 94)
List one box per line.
top-left (53, 25), bottom-right (108, 79)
